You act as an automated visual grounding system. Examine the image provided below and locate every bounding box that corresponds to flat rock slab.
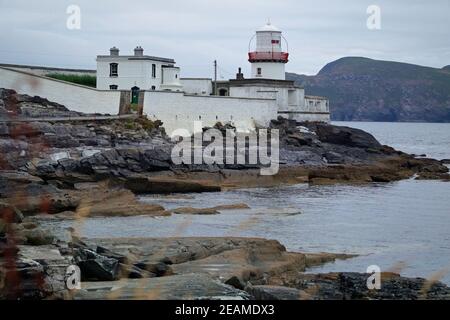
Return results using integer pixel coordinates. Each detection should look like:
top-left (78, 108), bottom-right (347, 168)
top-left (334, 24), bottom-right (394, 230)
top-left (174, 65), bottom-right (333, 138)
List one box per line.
top-left (81, 237), bottom-right (355, 286)
top-left (246, 285), bottom-right (303, 300)
top-left (18, 245), bottom-right (65, 262)
top-left (73, 273), bottom-right (250, 300)
top-left (83, 237), bottom-right (286, 265)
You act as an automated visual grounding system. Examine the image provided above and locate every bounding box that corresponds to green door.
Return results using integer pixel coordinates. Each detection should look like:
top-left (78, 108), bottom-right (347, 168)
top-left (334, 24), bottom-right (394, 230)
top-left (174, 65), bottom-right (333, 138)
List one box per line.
top-left (131, 86), bottom-right (140, 104)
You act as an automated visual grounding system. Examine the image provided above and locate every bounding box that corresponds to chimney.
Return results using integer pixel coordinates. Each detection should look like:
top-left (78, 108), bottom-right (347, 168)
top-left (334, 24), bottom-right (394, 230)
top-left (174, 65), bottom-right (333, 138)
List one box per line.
top-left (110, 47), bottom-right (119, 56)
top-left (236, 67), bottom-right (244, 80)
top-left (134, 46), bottom-right (144, 57)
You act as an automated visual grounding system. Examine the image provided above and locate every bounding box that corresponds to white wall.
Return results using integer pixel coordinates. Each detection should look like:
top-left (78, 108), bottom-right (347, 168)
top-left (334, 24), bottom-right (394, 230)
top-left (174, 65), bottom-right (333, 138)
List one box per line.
top-left (230, 84), bottom-right (330, 123)
top-left (230, 85), bottom-right (305, 112)
top-left (251, 62), bottom-right (285, 80)
top-left (161, 67), bottom-right (182, 91)
top-left (304, 96), bottom-right (329, 113)
top-left (279, 112), bottom-right (330, 123)
top-left (0, 67), bottom-right (120, 115)
top-left (143, 91), bottom-right (277, 135)
top-left (180, 78), bottom-right (212, 95)
top-left (280, 96), bottom-right (330, 122)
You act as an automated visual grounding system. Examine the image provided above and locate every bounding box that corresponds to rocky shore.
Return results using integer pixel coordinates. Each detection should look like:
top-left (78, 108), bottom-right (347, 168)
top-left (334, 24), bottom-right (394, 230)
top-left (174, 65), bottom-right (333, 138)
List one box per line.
top-left (1, 88), bottom-right (450, 300)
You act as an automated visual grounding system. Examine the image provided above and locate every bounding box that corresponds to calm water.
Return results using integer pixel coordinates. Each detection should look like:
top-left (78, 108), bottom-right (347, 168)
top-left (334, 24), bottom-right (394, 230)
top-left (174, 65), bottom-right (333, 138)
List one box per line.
top-left (336, 121), bottom-right (450, 160)
top-left (51, 122), bottom-right (450, 284)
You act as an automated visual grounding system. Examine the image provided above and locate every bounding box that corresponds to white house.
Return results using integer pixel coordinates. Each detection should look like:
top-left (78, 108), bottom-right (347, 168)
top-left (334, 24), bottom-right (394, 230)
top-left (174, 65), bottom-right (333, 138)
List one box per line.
top-left (96, 46), bottom-right (182, 92)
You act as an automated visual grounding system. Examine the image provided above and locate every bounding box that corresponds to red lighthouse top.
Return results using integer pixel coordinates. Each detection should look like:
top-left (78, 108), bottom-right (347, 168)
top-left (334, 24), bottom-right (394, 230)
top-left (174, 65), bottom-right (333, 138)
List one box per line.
top-left (248, 22), bottom-right (289, 63)
top-left (248, 52), bottom-right (289, 63)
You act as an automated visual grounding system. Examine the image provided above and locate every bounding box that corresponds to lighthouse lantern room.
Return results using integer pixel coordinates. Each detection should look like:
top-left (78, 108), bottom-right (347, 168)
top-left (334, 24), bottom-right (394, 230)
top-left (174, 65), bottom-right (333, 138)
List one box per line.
top-left (248, 22), bottom-right (289, 80)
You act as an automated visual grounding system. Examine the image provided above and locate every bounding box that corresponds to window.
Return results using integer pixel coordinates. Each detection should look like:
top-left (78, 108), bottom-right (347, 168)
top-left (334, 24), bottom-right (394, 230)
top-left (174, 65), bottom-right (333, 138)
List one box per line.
top-left (257, 67), bottom-right (262, 76)
top-left (151, 86), bottom-right (156, 90)
top-left (109, 85), bottom-right (118, 90)
top-left (175, 74), bottom-right (178, 79)
top-left (288, 90), bottom-right (296, 105)
top-left (110, 63), bottom-right (118, 77)
top-left (152, 64), bottom-right (156, 78)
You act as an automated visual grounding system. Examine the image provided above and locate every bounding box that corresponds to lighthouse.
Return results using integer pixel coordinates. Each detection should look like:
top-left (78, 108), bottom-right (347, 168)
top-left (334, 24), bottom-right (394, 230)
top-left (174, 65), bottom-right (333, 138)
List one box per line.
top-left (248, 21), bottom-right (289, 80)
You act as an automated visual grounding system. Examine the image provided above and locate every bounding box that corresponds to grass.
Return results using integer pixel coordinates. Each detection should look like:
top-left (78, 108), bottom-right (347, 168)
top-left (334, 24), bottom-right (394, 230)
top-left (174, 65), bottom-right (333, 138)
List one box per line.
top-left (46, 73), bottom-right (97, 88)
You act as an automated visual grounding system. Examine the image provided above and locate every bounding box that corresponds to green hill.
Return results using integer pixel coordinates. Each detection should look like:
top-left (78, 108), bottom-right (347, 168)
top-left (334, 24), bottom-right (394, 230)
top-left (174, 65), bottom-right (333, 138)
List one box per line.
top-left (287, 57), bottom-right (450, 122)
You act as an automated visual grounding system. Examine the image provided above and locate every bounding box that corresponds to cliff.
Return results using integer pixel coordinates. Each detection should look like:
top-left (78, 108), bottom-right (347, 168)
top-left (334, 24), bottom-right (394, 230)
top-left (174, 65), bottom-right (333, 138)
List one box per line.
top-left (287, 57), bottom-right (450, 122)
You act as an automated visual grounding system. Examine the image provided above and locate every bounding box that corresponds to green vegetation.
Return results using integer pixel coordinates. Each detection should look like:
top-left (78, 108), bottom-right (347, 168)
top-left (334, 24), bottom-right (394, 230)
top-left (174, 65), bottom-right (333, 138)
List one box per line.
top-left (129, 104), bottom-right (140, 113)
top-left (123, 116), bottom-right (162, 131)
top-left (46, 73), bottom-right (97, 88)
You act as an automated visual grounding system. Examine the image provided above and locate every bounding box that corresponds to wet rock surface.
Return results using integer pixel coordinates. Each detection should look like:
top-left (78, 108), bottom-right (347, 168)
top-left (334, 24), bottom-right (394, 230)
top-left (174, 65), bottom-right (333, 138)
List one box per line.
top-left (1, 90), bottom-right (450, 300)
top-left (267, 272), bottom-right (450, 300)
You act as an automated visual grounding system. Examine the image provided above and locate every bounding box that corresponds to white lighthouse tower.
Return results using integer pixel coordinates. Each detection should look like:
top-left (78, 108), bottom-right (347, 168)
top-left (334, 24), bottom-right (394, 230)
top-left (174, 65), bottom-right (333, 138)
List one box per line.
top-left (248, 21), bottom-right (289, 80)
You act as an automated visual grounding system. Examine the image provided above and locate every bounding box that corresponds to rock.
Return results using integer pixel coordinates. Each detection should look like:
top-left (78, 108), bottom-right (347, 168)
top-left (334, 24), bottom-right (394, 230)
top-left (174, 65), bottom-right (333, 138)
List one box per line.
top-left (302, 122), bottom-right (382, 149)
top-left (124, 176), bottom-right (221, 194)
top-left (441, 159), bottom-right (450, 164)
top-left (246, 285), bottom-right (303, 300)
top-left (1, 245), bottom-right (71, 299)
top-left (0, 201), bottom-right (24, 223)
top-left (119, 264), bottom-right (155, 279)
top-left (212, 203), bottom-right (250, 210)
top-left (282, 272), bottom-right (450, 300)
top-left (415, 172), bottom-right (450, 181)
top-left (171, 239), bottom-right (305, 285)
top-left (172, 207), bottom-right (220, 215)
top-left (96, 245), bottom-right (128, 263)
top-left (323, 151), bottom-right (345, 164)
top-left (304, 252), bottom-right (358, 268)
top-left (133, 261), bottom-right (173, 277)
top-left (0, 219), bottom-right (5, 236)
top-left (0, 258), bottom-right (47, 299)
top-left (81, 237), bottom-right (300, 269)
top-left (0, 170), bottom-right (44, 186)
top-left (74, 248), bottom-right (120, 281)
top-left (21, 227), bottom-right (55, 246)
top-left (50, 151), bottom-right (71, 162)
top-left (172, 203), bottom-right (250, 215)
top-left (225, 275), bottom-right (246, 290)
top-left (75, 189), bottom-right (170, 217)
top-left (73, 273), bottom-right (250, 300)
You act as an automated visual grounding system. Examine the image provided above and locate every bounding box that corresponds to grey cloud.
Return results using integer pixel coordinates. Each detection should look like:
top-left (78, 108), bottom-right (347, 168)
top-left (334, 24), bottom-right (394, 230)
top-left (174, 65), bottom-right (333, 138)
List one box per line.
top-left (0, 0), bottom-right (449, 77)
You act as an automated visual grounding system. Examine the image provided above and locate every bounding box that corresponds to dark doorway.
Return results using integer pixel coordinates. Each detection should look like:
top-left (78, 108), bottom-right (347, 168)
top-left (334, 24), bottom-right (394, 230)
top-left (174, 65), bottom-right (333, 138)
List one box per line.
top-left (219, 88), bottom-right (228, 96)
top-left (131, 86), bottom-right (140, 104)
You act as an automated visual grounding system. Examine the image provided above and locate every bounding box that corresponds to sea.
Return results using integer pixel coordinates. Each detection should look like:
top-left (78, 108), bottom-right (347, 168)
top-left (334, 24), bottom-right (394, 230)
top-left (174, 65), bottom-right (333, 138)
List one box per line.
top-left (50, 122), bottom-right (450, 285)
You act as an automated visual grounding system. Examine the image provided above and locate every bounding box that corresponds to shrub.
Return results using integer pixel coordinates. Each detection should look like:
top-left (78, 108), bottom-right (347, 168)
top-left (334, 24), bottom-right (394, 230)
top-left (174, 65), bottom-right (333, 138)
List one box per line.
top-left (46, 73), bottom-right (97, 88)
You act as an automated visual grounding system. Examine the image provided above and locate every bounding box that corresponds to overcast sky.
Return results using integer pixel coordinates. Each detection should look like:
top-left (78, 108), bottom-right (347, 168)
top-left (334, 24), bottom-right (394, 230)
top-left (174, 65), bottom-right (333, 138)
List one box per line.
top-left (0, 0), bottom-right (449, 78)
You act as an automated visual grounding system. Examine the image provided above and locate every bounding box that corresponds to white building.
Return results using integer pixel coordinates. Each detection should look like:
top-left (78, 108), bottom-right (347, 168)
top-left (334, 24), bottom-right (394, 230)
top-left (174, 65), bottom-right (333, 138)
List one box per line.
top-left (0, 22), bottom-right (330, 136)
top-left (96, 46), bottom-right (182, 92)
top-left (248, 22), bottom-right (288, 80)
top-left (94, 22), bottom-right (329, 125)
top-left (226, 22), bottom-right (330, 123)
